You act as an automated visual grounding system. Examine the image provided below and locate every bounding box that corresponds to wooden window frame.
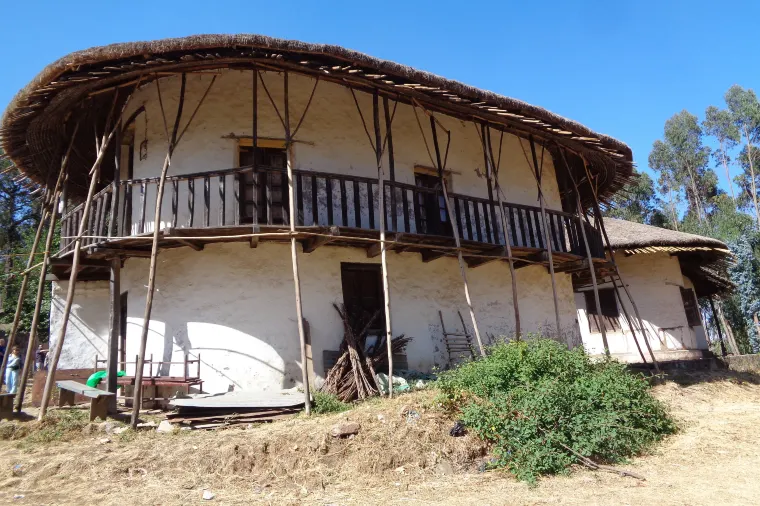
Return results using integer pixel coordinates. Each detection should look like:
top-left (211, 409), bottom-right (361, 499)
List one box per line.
top-left (585, 288), bottom-right (621, 333)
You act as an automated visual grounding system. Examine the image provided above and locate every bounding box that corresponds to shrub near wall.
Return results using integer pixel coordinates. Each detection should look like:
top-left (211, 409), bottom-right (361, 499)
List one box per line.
top-left (437, 338), bottom-right (676, 483)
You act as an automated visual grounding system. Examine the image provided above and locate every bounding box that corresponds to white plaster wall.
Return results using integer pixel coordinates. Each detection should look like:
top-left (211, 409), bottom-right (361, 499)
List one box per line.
top-left (51, 242), bottom-right (577, 394)
top-left (123, 71), bottom-right (563, 234)
top-left (49, 280), bottom-right (110, 369)
top-left (576, 252), bottom-right (708, 361)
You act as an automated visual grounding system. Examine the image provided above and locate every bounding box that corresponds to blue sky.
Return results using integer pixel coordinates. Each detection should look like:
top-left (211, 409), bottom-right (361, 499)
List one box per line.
top-left (2, 0), bottom-right (759, 192)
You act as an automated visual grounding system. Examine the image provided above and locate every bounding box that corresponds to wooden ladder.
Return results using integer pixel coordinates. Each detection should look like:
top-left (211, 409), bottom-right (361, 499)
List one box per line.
top-left (439, 310), bottom-right (476, 365)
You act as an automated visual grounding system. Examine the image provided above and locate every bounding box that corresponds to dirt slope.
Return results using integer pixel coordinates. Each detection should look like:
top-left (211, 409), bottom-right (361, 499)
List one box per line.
top-left (0, 372), bottom-right (758, 505)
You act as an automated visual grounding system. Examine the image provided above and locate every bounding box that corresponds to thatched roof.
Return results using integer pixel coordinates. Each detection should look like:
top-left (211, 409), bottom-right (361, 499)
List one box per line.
top-left (604, 218), bottom-right (732, 297)
top-left (0, 34), bottom-right (632, 201)
top-left (604, 218), bottom-right (728, 252)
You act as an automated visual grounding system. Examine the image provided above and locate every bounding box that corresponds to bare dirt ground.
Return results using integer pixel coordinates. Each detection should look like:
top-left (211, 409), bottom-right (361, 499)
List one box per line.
top-left (0, 371), bottom-right (758, 505)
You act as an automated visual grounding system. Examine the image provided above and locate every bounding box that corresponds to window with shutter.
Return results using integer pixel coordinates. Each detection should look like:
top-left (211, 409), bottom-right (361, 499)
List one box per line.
top-left (584, 288), bottom-right (621, 333)
top-left (680, 287), bottom-right (701, 327)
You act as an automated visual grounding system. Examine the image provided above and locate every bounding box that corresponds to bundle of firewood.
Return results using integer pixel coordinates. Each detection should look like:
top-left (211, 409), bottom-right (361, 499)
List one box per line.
top-left (321, 304), bottom-right (411, 402)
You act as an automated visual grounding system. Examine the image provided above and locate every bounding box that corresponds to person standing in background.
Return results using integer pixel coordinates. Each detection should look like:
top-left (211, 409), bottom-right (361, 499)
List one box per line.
top-left (5, 346), bottom-right (21, 394)
top-left (0, 339), bottom-right (6, 367)
top-left (34, 345), bottom-right (46, 372)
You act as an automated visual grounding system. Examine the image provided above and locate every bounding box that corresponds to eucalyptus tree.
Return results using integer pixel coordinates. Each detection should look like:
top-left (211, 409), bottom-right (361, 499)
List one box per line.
top-left (605, 169), bottom-right (666, 225)
top-left (725, 85), bottom-right (760, 227)
top-left (649, 140), bottom-right (681, 230)
top-left (703, 106), bottom-right (740, 203)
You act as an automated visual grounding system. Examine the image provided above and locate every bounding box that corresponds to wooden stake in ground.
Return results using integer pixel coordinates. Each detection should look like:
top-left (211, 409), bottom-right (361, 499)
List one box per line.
top-left (527, 136), bottom-right (562, 339)
top-left (372, 90), bottom-right (395, 396)
top-left (131, 74), bottom-right (187, 427)
top-left (39, 91), bottom-right (130, 420)
top-left (15, 122), bottom-right (80, 411)
top-left (282, 72), bottom-right (312, 414)
top-left (428, 115), bottom-right (486, 356)
top-left (482, 125), bottom-right (521, 338)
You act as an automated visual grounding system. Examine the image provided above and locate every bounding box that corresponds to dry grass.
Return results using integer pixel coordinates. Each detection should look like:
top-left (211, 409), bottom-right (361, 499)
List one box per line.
top-left (0, 371), bottom-right (759, 505)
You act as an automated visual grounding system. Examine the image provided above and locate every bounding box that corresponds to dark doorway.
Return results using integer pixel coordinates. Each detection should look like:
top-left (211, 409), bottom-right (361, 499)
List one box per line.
top-left (414, 172), bottom-right (451, 236)
top-left (340, 263), bottom-right (385, 333)
top-left (239, 146), bottom-right (289, 225)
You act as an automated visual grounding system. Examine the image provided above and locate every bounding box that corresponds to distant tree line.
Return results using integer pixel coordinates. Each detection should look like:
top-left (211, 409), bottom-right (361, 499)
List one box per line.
top-left (605, 85), bottom-right (760, 354)
top-left (0, 150), bottom-right (49, 337)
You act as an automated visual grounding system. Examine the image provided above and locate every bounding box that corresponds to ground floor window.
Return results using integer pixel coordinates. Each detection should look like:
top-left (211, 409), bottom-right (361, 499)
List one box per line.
top-left (585, 288), bottom-right (621, 333)
top-left (680, 287), bottom-right (701, 327)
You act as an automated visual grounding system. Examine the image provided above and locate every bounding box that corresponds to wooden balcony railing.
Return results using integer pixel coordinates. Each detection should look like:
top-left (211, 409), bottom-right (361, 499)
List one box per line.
top-left (59, 165), bottom-right (605, 259)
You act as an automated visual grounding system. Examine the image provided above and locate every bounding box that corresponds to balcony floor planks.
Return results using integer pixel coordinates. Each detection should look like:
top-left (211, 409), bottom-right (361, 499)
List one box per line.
top-left (52, 223), bottom-right (609, 275)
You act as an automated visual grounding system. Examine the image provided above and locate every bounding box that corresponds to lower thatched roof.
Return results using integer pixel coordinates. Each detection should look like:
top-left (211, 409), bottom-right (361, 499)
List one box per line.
top-left (604, 218), bottom-right (732, 297)
top-left (603, 218), bottom-right (729, 252)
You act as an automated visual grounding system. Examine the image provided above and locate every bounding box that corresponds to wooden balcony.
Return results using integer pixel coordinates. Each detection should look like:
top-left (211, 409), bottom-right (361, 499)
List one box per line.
top-left (56, 165), bottom-right (605, 269)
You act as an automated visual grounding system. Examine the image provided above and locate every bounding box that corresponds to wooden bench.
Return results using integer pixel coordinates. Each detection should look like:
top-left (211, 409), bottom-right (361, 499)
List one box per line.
top-left (0, 393), bottom-right (15, 420)
top-left (56, 380), bottom-right (115, 421)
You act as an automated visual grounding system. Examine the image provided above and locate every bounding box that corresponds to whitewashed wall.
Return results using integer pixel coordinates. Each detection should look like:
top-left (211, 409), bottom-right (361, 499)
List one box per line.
top-left (49, 281), bottom-right (110, 369)
top-left (51, 242), bottom-right (578, 393)
top-left (576, 252), bottom-right (707, 361)
top-left (122, 70), bottom-right (563, 234)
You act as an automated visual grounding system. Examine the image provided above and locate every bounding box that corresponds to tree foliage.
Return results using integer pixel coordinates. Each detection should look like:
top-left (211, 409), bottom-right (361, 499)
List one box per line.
top-left (0, 150), bottom-right (49, 336)
top-left (606, 170), bottom-right (666, 226)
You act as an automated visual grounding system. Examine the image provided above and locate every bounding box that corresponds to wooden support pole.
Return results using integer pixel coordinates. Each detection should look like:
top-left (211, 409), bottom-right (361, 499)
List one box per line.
top-left (577, 155), bottom-right (658, 369)
top-left (106, 258), bottom-right (121, 413)
top-left (131, 74), bottom-right (187, 427)
top-left (373, 91), bottom-right (395, 396)
top-left (40, 106), bottom-right (127, 419)
top-left (612, 281), bottom-right (649, 364)
top-left (484, 125), bottom-right (521, 338)
top-left (282, 72), bottom-right (312, 414)
top-left (0, 201), bottom-right (49, 392)
top-left (383, 97), bottom-right (397, 233)
top-left (429, 116), bottom-right (486, 356)
top-left (709, 296), bottom-right (728, 357)
top-left (715, 300), bottom-right (740, 355)
top-left (15, 124), bottom-right (80, 411)
top-left (528, 136), bottom-right (562, 339)
top-left (573, 195), bottom-right (609, 355)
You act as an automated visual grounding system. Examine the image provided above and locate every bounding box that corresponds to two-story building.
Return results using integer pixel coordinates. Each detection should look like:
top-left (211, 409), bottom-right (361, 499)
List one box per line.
top-left (1, 35), bottom-right (634, 394)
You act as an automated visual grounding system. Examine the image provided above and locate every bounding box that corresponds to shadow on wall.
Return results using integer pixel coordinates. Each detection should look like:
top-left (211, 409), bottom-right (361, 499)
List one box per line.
top-left (125, 315), bottom-right (303, 393)
top-left (51, 297), bottom-right (108, 368)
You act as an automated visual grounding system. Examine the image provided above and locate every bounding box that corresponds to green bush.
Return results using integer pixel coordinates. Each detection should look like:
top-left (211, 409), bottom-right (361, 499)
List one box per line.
top-left (438, 338), bottom-right (676, 483)
top-left (313, 390), bottom-right (350, 415)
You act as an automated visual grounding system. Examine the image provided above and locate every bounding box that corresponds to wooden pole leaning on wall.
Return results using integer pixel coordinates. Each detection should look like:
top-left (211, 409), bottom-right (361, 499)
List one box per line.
top-left (106, 124), bottom-right (122, 413)
top-left (708, 296), bottom-right (728, 357)
top-left (612, 281), bottom-right (649, 364)
top-left (16, 123), bottom-right (80, 411)
top-left (528, 136), bottom-right (562, 339)
top-left (715, 300), bottom-right (740, 354)
top-left (131, 74), bottom-right (187, 427)
top-left (0, 196), bottom-right (50, 392)
top-left (372, 91), bottom-right (395, 396)
top-left (40, 91), bottom-right (130, 420)
top-left (576, 155), bottom-right (658, 369)
top-left (482, 124), bottom-right (521, 338)
top-left (553, 147), bottom-right (609, 357)
top-left (428, 116), bottom-right (486, 356)
top-left (282, 72), bottom-right (312, 414)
